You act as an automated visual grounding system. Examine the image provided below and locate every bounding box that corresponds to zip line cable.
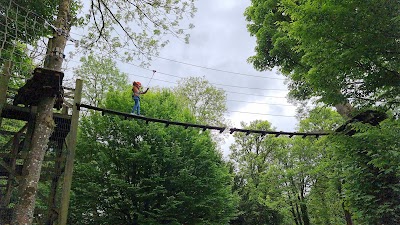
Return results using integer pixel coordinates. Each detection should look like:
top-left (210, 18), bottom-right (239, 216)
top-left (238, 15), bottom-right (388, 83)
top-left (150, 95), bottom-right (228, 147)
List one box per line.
top-left (155, 70), bottom-right (287, 91)
top-left (225, 99), bottom-right (294, 107)
top-left (86, 55), bottom-right (288, 92)
top-left (150, 55), bottom-right (285, 80)
top-left (68, 31), bottom-right (285, 81)
top-left (126, 72), bottom-right (288, 99)
top-left (6, 0), bottom-right (285, 83)
top-left (146, 70), bottom-right (157, 87)
top-left (3, 1), bottom-right (297, 118)
top-left (64, 58), bottom-right (289, 99)
top-left (228, 111), bottom-right (295, 117)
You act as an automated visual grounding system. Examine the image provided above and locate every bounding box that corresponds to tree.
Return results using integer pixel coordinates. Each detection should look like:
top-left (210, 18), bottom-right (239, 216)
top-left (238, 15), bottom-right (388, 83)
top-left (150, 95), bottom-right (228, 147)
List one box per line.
top-left (11, 1), bottom-right (73, 223)
top-left (79, 0), bottom-right (196, 63)
top-left (5, 0), bottom-right (197, 223)
top-left (74, 54), bottom-right (127, 107)
top-left (0, 0), bottom-right (59, 51)
top-left (296, 108), bottom-right (349, 225)
top-left (245, 2), bottom-right (400, 223)
top-left (175, 76), bottom-right (229, 127)
top-left (245, 0), bottom-right (400, 115)
top-left (229, 120), bottom-right (283, 225)
top-left (229, 108), bottom-right (349, 225)
top-left (330, 118), bottom-right (400, 224)
top-left (69, 88), bottom-right (238, 224)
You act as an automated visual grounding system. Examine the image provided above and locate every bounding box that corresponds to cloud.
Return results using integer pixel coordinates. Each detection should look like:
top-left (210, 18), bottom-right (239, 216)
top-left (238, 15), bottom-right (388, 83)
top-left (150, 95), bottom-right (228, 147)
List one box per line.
top-left (67, 0), bottom-right (299, 157)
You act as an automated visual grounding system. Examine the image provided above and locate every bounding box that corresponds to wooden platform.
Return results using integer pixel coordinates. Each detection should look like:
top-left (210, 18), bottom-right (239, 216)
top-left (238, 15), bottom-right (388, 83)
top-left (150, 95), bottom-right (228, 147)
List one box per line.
top-left (1, 104), bottom-right (72, 141)
top-left (13, 67), bottom-right (64, 109)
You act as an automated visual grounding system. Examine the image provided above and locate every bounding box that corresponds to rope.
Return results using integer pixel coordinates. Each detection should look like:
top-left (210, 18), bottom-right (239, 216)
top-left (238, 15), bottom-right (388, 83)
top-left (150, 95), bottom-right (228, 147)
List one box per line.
top-left (146, 70), bottom-right (156, 88)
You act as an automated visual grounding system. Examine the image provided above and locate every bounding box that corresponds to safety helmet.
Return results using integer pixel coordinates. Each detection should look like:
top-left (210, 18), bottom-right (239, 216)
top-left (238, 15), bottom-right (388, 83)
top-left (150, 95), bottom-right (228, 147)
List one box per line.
top-left (136, 81), bottom-right (142, 87)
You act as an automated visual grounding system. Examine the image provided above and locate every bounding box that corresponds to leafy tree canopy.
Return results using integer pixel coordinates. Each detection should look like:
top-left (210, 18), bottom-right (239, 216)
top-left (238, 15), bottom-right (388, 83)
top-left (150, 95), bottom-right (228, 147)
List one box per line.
top-left (0, 0), bottom-right (60, 45)
top-left (245, 0), bottom-right (400, 109)
top-left (330, 118), bottom-right (400, 224)
top-left (69, 87), bottom-right (238, 225)
top-left (175, 76), bottom-right (229, 127)
top-left (77, 0), bottom-right (197, 63)
top-left (74, 54), bottom-right (128, 107)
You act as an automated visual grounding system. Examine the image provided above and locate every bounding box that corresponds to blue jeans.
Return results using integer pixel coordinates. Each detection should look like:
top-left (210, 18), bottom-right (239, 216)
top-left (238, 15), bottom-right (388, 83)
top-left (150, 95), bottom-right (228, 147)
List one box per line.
top-left (131, 96), bottom-right (140, 115)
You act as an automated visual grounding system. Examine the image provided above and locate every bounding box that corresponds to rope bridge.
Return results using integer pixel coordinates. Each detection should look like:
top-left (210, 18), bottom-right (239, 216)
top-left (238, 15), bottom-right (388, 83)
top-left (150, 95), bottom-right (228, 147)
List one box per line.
top-left (77, 103), bottom-right (330, 138)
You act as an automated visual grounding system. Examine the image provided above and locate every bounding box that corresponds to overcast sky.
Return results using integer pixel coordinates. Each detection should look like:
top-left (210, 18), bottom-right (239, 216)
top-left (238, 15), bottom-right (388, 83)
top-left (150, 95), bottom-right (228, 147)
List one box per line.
top-left (148, 0), bottom-right (298, 155)
top-left (68, 0), bottom-right (299, 157)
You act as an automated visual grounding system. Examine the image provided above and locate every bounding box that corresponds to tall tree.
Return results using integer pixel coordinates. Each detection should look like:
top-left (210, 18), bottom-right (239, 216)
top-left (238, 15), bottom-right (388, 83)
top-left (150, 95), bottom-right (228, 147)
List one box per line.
top-left (245, 0), bottom-right (400, 116)
top-left (74, 54), bottom-right (127, 107)
top-left (5, 0), bottom-right (197, 223)
top-left (229, 120), bottom-right (283, 225)
top-left (175, 76), bottom-right (229, 127)
top-left (245, 2), bottom-right (400, 223)
top-left (12, 0), bottom-right (73, 223)
top-left (229, 108), bottom-right (348, 225)
top-left (330, 118), bottom-right (400, 224)
top-left (69, 88), bottom-right (238, 224)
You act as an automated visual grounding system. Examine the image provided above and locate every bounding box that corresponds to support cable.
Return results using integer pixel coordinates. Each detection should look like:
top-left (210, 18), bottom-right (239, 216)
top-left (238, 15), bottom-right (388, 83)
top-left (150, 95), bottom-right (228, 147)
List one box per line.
top-left (76, 103), bottom-right (330, 138)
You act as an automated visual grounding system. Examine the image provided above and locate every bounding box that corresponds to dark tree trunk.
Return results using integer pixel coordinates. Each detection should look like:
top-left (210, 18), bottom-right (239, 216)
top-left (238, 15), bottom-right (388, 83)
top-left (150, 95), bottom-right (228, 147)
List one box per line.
top-left (289, 202), bottom-right (300, 225)
top-left (299, 198), bottom-right (310, 225)
top-left (343, 202), bottom-right (354, 225)
top-left (337, 181), bottom-right (354, 225)
top-left (295, 201), bottom-right (303, 225)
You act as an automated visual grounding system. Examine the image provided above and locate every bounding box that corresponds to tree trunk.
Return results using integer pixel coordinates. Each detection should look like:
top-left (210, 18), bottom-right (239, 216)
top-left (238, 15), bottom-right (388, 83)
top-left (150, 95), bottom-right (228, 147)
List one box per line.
top-left (337, 181), bottom-right (354, 225)
top-left (11, 0), bottom-right (71, 224)
top-left (299, 193), bottom-right (310, 225)
top-left (295, 201), bottom-right (303, 225)
top-left (334, 101), bottom-right (355, 225)
top-left (335, 103), bottom-right (353, 119)
top-left (288, 197), bottom-right (300, 225)
top-left (0, 61), bottom-right (12, 127)
top-left (342, 202), bottom-right (354, 225)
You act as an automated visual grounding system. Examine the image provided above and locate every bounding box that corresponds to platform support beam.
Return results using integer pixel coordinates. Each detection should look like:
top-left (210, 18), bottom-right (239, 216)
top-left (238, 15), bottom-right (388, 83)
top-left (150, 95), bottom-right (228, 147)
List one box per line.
top-left (59, 79), bottom-right (82, 225)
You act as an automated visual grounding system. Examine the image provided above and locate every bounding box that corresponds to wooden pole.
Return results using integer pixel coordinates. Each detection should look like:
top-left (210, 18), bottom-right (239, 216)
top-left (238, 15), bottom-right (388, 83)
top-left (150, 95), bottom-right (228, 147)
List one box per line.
top-left (0, 61), bottom-right (12, 128)
top-left (58, 79), bottom-right (82, 225)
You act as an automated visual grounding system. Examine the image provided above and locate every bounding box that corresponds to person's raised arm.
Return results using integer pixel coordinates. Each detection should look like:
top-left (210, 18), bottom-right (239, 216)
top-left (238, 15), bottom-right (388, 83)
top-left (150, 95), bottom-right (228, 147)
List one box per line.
top-left (142, 87), bottom-right (149, 94)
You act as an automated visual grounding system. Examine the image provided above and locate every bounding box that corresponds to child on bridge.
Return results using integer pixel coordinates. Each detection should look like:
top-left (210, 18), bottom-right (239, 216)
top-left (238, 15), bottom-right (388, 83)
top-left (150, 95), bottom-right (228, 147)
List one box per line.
top-left (131, 81), bottom-right (149, 115)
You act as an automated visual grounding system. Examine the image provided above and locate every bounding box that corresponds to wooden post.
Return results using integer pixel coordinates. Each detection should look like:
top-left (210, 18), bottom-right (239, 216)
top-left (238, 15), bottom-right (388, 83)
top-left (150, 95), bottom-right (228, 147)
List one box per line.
top-left (0, 61), bottom-right (12, 128)
top-left (58, 79), bottom-right (82, 225)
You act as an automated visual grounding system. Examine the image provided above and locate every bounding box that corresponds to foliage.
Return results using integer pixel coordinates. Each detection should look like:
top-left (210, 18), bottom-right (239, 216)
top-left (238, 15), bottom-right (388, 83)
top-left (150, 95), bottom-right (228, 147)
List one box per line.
top-left (229, 108), bottom-right (349, 225)
top-left (245, 1), bottom-right (400, 223)
top-left (245, 0), bottom-right (400, 109)
top-left (330, 118), bottom-right (400, 224)
top-left (0, 0), bottom-right (59, 47)
top-left (77, 0), bottom-right (197, 63)
top-left (69, 88), bottom-right (238, 225)
top-left (229, 120), bottom-right (283, 225)
top-left (73, 54), bottom-right (128, 107)
top-left (174, 76), bottom-right (229, 127)
top-left (1, 43), bottom-right (36, 99)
